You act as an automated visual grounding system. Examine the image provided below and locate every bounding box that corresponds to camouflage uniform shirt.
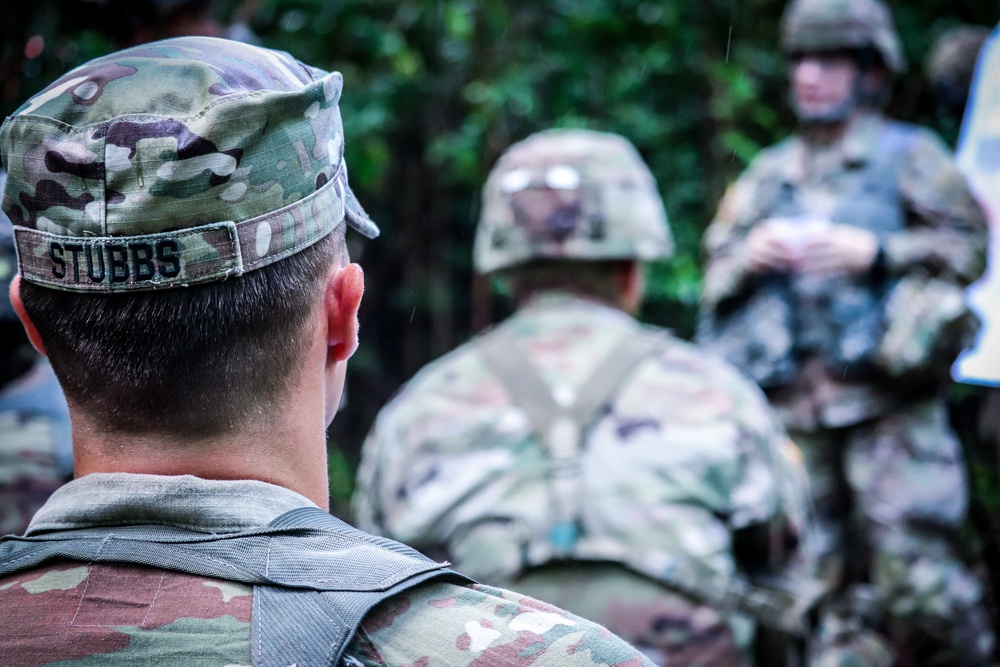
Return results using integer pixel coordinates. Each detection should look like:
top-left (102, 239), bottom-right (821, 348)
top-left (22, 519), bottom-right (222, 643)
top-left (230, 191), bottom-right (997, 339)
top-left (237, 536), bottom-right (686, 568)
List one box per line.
top-left (700, 110), bottom-right (996, 664)
top-left (701, 110), bottom-right (987, 429)
top-left (0, 472), bottom-right (654, 667)
top-left (354, 292), bottom-right (808, 664)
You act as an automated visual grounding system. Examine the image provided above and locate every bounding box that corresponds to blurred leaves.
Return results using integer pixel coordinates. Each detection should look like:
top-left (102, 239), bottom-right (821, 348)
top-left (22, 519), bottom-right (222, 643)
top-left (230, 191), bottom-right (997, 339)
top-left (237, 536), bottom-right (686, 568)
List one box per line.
top-left (1, 0), bottom-right (996, 468)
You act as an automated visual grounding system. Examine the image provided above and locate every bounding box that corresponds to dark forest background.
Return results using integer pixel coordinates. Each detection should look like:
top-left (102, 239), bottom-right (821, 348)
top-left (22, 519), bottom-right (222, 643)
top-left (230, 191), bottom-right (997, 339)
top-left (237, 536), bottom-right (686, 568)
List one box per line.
top-left (2, 0), bottom-right (997, 515)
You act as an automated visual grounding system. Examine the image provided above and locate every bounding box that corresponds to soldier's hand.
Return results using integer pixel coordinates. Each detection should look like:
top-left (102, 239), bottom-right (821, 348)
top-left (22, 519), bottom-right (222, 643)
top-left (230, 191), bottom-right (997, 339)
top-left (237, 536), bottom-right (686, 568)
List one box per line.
top-left (796, 225), bottom-right (878, 275)
top-left (743, 221), bottom-right (801, 274)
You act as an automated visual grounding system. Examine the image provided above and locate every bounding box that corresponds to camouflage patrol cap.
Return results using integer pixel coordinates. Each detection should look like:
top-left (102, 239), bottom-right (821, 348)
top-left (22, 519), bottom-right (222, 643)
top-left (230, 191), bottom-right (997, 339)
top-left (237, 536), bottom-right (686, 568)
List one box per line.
top-left (474, 129), bottom-right (673, 274)
top-left (0, 36), bottom-right (378, 293)
top-left (780, 0), bottom-right (906, 74)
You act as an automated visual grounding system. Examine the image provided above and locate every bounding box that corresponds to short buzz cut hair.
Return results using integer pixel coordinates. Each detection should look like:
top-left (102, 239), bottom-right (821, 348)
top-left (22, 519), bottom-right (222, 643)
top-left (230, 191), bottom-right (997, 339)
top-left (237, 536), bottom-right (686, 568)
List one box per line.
top-left (501, 258), bottom-right (636, 309)
top-left (19, 224), bottom-right (346, 439)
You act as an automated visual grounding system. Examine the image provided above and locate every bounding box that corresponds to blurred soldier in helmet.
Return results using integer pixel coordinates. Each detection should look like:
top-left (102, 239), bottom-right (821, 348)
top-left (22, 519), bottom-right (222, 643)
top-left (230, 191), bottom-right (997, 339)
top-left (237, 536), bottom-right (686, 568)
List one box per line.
top-left (0, 169), bottom-right (72, 536)
top-left (355, 128), bottom-right (815, 666)
top-left (698, 0), bottom-right (996, 664)
top-left (927, 25), bottom-right (990, 122)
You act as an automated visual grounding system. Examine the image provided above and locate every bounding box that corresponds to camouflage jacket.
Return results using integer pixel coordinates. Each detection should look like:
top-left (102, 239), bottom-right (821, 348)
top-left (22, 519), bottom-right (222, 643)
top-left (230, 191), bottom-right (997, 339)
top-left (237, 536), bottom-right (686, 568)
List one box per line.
top-left (354, 292), bottom-right (809, 658)
top-left (0, 472), bottom-right (654, 667)
top-left (700, 111), bottom-right (988, 429)
top-left (0, 359), bottom-right (72, 536)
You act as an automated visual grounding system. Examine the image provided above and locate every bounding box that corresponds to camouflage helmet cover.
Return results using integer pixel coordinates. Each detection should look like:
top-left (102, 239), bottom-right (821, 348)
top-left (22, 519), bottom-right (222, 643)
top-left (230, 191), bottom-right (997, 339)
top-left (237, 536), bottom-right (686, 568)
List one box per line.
top-left (1, 36), bottom-right (378, 294)
top-left (926, 24), bottom-right (990, 94)
top-left (780, 0), bottom-right (907, 73)
top-left (474, 129), bottom-right (673, 274)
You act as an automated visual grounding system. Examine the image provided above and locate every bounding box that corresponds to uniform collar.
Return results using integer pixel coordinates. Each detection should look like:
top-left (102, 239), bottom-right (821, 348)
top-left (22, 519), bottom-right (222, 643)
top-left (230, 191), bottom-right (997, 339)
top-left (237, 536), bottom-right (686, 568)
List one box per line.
top-left (779, 110), bottom-right (885, 184)
top-left (24, 472), bottom-right (317, 535)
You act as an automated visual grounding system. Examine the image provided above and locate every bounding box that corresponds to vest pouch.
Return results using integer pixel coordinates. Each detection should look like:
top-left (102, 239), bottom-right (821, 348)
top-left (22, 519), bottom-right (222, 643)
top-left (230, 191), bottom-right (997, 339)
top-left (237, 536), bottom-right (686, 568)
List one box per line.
top-left (873, 273), bottom-right (979, 382)
top-left (822, 277), bottom-right (891, 381)
top-left (699, 274), bottom-right (796, 388)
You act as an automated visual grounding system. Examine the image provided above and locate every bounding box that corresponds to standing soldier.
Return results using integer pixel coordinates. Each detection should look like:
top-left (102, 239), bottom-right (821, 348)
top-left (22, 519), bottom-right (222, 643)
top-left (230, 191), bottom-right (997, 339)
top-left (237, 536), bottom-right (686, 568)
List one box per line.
top-left (698, 0), bottom-right (996, 664)
top-left (0, 37), bottom-right (655, 667)
top-left (355, 129), bottom-right (814, 666)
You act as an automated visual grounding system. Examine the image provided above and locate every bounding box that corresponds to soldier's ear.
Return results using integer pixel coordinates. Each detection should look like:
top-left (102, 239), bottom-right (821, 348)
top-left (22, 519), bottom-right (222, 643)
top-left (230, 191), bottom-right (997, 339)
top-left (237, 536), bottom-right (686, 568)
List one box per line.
top-left (324, 262), bottom-right (364, 364)
top-left (9, 275), bottom-right (47, 357)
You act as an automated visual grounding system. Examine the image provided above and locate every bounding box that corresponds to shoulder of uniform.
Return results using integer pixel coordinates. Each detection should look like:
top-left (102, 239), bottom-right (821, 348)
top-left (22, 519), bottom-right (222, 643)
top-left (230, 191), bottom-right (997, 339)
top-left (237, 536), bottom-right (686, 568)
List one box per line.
top-left (881, 118), bottom-right (950, 157)
top-left (369, 335), bottom-right (505, 441)
top-left (361, 581), bottom-right (653, 667)
top-left (647, 330), bottom-right (757, 382)
top-left (747, 135), bottom-right (798, 171)
top-left (382, 339), bottom-right (484, 408)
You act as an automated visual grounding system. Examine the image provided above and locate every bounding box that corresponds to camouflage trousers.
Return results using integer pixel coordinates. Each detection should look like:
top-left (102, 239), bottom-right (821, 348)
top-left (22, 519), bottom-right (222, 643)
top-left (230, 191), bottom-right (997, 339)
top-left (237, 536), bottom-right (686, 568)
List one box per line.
top-left (790, 398), bottom-right (996, 666)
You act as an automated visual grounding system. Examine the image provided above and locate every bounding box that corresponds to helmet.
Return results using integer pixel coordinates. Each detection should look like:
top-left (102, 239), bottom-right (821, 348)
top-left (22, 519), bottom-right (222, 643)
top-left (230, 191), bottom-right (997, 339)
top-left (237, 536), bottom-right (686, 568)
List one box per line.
top-left (1, 36), bottom-right (378, 294)
top-left (927, 25), bottom-right (990, 111)
top-left (780, 0), bottom-right (906, 74)
top-left (473, 129), bottom-right (673, 274)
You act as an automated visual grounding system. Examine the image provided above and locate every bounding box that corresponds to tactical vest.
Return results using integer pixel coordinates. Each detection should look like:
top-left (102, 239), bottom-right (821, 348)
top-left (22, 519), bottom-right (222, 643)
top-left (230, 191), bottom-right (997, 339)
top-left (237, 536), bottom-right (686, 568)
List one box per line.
top-left (700, 121), bottom-right (916, 388)
top-left (470, 324), bottom-right (819, 635)
top-left (0, 506), bottom-right (472, 667)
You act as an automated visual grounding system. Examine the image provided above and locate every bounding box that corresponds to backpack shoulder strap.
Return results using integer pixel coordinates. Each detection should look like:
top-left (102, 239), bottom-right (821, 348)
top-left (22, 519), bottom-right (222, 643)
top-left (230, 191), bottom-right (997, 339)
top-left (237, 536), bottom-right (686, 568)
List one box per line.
top-left (477, 324), bottom-right (667, 445)
top-left (570, 326), bottom-right (667, 425)
top-left (476, 326), bottom-right (561, 437)
top-left (476, 323), bottom-right (667, 558)
top-left (0, 507), bottom-right (472, 667)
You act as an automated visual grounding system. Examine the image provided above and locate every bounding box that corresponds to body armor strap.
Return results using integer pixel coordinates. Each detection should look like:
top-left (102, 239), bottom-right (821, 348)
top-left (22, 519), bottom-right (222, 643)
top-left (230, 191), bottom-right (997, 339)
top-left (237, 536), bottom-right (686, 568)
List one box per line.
top-left (0, 506), bottom-right (472, 667)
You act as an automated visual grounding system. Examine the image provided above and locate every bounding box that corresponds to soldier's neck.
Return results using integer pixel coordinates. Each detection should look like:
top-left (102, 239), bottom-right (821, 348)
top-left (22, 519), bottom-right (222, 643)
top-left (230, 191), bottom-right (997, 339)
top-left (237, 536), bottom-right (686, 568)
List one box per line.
top-left (798, 108), bottom-right (861, 146)
top-left (68, 356), bottom-right (333, 510)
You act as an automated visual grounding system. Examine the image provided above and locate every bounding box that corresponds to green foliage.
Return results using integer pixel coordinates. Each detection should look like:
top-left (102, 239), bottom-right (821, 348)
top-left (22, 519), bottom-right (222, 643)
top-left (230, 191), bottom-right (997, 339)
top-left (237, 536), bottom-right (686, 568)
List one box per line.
top-left (0, 0), bottom-right (996, 466)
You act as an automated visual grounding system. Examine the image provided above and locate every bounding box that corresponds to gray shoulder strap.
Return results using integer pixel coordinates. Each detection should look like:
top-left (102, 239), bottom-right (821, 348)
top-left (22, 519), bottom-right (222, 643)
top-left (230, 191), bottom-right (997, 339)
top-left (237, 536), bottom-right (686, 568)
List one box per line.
top-left (477, 324), bottom-right (666, 557)
top-left (477, 324), bottom-right (666, 436)
top-left (0, 507), bottom-right (472, 667)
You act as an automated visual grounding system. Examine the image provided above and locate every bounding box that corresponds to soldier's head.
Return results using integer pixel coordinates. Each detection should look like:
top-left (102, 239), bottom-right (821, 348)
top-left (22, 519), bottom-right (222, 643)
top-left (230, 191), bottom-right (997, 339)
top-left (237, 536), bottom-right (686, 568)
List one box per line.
top-left (780, 0), bottom-right (905, 123)
top-left (3, 37), bottom-right (376, 439)
top-left (927, 25), bottom-right (990, 121)
top-left (474, 129), bottom-right (672, 314)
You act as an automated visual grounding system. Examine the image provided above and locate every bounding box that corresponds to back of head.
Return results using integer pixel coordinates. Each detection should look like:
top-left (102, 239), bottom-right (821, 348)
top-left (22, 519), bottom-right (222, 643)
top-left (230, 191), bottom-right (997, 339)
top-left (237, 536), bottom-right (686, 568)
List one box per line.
top-left (473, 128), bottom-right (673, 277)
top-left (780, 0), bottom-right (906, 74)
top-left (2, 37), bottom-right (378, 437)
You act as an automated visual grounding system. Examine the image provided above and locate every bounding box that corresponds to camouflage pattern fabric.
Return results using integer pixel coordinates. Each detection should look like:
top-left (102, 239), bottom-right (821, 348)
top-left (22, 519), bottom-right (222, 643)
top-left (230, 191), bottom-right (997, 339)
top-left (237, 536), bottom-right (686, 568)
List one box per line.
top-left (0, 360), bottom-right (72, 537)
top-left (0, 170), bottom-right (18, 320)
top-left (354, 292), bottom-right (810, 666)
top-left (473, 129), bottom-right (674, 274)
top-left (699, 109), bottom-right (994, 665)
top-left (0, 169), bottom-right (72, 537)
top-left (0, 36), bottom-right (377, 294)
top-left (780, 0), bottom-right (906, 73)
top-left (0, 473), bottom-right (655, 667)
top-left (789, 404), bottom-right (995, 665)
